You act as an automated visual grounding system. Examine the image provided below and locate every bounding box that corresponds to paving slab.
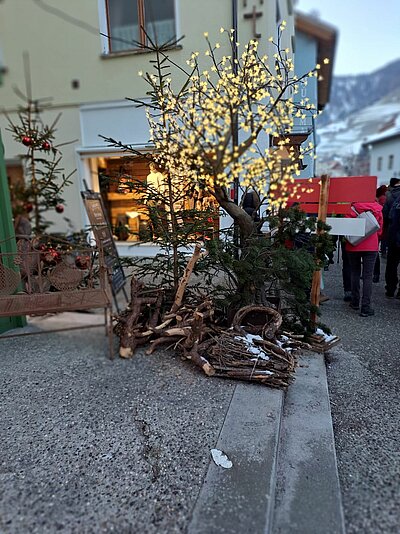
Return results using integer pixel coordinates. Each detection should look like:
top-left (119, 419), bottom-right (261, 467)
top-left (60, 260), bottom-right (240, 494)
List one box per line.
top-left (188, 383), bottom-right (284, 534)
top-left (272, 353), bottom-right (345, 534)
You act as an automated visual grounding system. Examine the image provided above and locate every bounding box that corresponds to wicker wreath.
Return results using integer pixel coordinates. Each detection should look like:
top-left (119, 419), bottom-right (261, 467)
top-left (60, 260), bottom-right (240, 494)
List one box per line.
top-left (232, 305), bottom-right (283, 340)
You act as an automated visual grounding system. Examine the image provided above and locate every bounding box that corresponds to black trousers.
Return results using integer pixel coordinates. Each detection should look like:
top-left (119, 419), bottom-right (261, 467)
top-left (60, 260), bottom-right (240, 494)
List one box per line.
top-left (385, 244), bottom-right (400, 296)
top-left (341, 241), bottom-right (351, 292)
top-left (348, 251), bottom-right (377, 311)
top-left (374, 254), bottom-right (380, 279)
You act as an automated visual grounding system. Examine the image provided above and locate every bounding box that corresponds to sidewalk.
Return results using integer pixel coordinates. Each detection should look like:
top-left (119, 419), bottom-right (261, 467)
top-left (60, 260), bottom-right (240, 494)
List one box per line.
top-left (0, 311), bottom-right (344, 533)
top-left (322, 259), bottom-right (400, 534)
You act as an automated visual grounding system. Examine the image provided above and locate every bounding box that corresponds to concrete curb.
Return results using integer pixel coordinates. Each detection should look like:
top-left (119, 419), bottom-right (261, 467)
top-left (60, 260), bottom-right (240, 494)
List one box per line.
top-left (188, 383), bottom-right (284, 534)
top-left (272, 353), bottom-right (346, 534)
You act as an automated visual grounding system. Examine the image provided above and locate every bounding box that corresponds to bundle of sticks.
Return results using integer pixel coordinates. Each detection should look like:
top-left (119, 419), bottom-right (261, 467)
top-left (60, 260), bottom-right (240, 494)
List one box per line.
top-left (113, 244), bottom-right (329, 388)
top-left (204, 329), bottom-right (297, 388)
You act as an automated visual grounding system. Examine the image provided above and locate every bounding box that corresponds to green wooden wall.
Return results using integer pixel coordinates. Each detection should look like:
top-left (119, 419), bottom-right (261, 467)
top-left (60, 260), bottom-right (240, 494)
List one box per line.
top-left (0, 130), bottom-right (26, 333)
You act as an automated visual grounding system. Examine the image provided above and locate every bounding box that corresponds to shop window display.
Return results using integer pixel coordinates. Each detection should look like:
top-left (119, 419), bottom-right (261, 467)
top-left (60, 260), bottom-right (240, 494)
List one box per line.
top-left (93, 156), bottom-right (219, 243)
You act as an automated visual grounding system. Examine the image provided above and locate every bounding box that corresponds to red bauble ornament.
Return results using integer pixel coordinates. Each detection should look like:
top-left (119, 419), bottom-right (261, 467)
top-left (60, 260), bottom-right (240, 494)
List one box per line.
top-left (22, 136), bottom-right (33, 146)
top-left (75, 255), bottom-right (90, 270)
top-left (41, 141), bottom-right (51, 151)
top-left (43, 248), bottom-right (61, 265)
top-left (55, 204), bottom-right (64, 213)
top-left (24, 202), bottom-right (33, 213)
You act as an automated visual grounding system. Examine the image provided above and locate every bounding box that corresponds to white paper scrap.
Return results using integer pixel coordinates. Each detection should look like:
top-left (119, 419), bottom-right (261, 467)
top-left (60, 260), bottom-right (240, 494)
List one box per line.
top-left (210, 448), bottom-right (233, 469)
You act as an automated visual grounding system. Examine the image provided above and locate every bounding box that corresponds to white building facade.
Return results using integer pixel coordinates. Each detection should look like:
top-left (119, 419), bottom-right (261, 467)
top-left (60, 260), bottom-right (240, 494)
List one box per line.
top-left (366, 128), bottom-right (400, 186)
top-left (0, 1), bottom-right (337, 255)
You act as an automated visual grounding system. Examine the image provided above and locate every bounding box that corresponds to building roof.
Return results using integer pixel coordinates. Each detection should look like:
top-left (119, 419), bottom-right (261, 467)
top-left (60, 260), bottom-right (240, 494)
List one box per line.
top-left (295, 12), bottom-right (337, 110)
top-left (364, 117), bottom-right (400, 146)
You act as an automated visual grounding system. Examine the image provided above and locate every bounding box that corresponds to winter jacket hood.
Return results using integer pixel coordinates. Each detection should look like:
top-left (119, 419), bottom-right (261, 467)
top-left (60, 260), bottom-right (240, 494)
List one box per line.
top-left (345, 201), bottom-right (383, 252)
top-left (383, 185), bottom-right (400, 222)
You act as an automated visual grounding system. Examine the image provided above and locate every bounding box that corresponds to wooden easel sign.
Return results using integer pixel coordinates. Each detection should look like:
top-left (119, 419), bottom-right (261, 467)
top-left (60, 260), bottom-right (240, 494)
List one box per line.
top-left (81, 190), bottom-right (127, 307)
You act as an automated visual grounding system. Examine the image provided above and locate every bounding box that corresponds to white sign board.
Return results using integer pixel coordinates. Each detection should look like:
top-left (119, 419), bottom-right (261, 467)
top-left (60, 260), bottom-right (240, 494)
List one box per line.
top-left (326, 217), bottom-right (366, 237)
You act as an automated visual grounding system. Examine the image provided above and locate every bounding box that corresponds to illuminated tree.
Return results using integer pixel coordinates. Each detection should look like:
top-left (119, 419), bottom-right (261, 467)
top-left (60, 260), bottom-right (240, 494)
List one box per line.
top-left (128, 24), bottom-right (322, 240)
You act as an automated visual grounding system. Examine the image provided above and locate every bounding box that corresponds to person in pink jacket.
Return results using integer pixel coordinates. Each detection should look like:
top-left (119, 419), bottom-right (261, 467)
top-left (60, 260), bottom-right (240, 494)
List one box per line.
top-left (346, 201), bottom-right (383, 316)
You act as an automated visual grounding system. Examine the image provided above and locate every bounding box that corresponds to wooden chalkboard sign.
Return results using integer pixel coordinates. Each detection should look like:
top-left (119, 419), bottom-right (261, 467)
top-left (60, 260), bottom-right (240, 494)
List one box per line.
top-left (81, 190), bottom-right (126, 296)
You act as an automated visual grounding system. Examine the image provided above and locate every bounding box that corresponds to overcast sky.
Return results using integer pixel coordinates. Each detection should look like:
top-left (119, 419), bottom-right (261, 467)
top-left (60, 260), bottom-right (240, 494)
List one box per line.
top-left (296, 0), bottom-right (400, 76)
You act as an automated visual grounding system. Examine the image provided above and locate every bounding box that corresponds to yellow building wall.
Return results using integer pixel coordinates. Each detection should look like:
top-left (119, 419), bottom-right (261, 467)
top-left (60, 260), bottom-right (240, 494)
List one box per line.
top-left (0, 0), bottom-right (295, 233)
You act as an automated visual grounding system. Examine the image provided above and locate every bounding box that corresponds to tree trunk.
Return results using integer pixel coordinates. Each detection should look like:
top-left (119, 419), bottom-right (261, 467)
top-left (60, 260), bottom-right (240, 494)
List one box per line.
top-left (212, 185), bottom-right (256, 241)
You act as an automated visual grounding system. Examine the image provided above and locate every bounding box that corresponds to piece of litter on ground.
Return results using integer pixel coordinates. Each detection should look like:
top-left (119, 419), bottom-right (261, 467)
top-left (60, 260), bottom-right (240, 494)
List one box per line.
top-left (100, 452), bottom-right (113, 460)
top-left (210, 448), bottom-right (233, 469)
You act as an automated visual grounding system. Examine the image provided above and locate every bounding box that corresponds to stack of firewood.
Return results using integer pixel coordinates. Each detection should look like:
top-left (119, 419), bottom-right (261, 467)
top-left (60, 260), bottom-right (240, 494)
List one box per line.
top-left (113, 244), bottom-right (337, 389)
top-left (203, 330), bottom-right (297, 388)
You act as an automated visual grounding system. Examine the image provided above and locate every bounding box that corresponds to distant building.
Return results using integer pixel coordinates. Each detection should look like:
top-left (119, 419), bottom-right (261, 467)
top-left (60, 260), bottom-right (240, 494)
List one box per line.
top-left (363, 120), bottom-right (400, 185)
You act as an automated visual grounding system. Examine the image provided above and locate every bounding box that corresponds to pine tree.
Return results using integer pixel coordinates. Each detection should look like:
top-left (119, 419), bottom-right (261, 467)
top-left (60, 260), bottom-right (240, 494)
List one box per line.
top-left (104, 157), bottom-right (220, 295)
top-left (6, 96), bottom-right (74, 234)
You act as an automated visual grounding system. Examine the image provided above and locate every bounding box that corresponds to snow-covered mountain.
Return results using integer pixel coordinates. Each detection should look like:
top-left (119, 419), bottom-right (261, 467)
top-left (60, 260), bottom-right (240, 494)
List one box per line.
top-left (318, 58), bottom-right (400, 127)
top-left (315, 58), bottom-right (400, 175)
top-left (317, 99), bottom-right (400, 158)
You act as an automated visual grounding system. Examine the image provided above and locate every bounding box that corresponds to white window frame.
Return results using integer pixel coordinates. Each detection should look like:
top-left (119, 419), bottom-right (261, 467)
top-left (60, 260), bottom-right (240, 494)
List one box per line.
top-left (98, 0), bottom-right (180, 55)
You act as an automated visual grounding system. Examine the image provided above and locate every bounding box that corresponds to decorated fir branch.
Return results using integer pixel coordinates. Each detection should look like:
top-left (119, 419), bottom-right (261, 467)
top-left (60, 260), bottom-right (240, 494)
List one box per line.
top-left (102, 159), bottom-right (221, 293)
top-left (103, 27), bottom-right (334, 333)
top-left (5, 95), bottom-right (75, 234)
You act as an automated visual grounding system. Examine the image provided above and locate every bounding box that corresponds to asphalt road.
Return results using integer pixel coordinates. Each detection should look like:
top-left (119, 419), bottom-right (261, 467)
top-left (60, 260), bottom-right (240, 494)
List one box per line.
top-left (1, 259), bottom-right (398, 533)
top-left (0, 328), bottom-right (235, 533)
top-left (322, 257), bottom-right (400, 534)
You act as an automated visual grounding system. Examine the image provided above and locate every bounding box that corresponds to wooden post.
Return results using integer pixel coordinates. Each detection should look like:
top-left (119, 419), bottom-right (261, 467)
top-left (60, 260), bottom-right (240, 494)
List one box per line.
top-left (310, 174), bottom-right (330, 327)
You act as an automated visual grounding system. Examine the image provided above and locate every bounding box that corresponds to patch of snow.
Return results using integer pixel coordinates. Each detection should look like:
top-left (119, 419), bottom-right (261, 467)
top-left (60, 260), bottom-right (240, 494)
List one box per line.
top-left (317, 101), bottom-right (400, 161)
top-left (321, 120), bottom-right (348, 133)
top-left (367, 125), bottom-right (400, 145)
top-left (248, 366), bottom-right (274, 375)
top-left (275, 335), bottom-right (295, 352)
top-left (234, 333), bottom-right (270, 360)
top-left (315, 328), bottom-right (336, 343)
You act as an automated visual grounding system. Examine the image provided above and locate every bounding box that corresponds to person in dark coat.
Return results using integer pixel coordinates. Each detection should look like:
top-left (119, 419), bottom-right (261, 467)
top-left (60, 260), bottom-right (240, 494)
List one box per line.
top-left (384, 179), bottom-right (400, 298)
top-left (385, 177), bottom-right (400, 205)
top-left (242, 189), bottom-right (260, 221)
top-left (373, 185), bottom-right (389, 281)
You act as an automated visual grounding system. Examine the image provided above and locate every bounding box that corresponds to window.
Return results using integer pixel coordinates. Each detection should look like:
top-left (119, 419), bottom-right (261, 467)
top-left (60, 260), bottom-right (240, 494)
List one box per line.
top-left (276, 0), bottom-right (281, 23)
top-left (377, 157), bottom-right (382, 171)
top-left (106, 0), bottom-right (176, 52)
top-left (91, 155), bottom-right (219, 243)
top-left (388, 154), bottom-right (394, 170)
